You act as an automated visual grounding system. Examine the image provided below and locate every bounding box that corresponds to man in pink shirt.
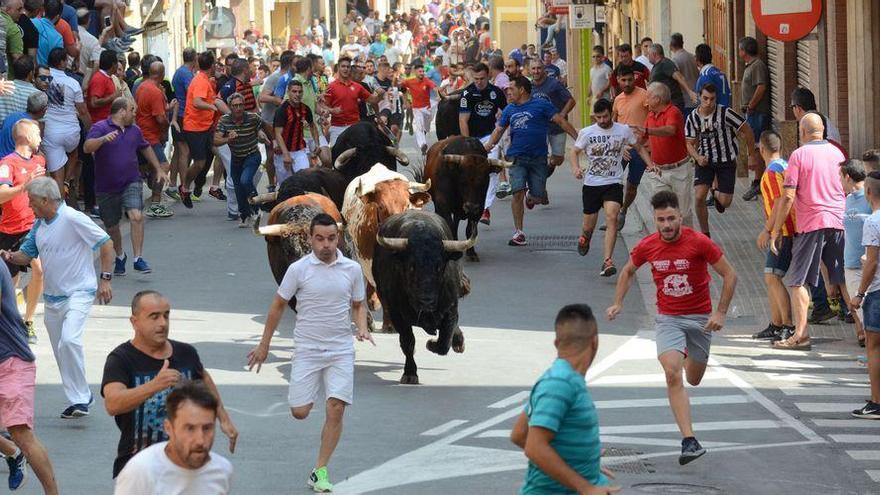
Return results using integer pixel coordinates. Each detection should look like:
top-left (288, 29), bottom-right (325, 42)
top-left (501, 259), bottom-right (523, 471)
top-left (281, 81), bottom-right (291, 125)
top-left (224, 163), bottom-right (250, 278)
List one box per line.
top-left (770, 113), bottom-right (846, 350)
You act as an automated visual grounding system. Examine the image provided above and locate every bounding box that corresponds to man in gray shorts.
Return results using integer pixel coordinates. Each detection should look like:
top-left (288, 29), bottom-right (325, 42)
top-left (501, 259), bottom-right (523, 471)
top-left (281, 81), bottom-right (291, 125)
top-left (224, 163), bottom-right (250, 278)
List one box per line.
top-left (607, 190), bottom-right (737, 466)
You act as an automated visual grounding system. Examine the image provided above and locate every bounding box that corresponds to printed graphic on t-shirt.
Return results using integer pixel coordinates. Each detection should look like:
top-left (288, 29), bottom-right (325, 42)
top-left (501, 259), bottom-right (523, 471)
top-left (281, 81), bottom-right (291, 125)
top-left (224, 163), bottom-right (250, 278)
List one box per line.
top-left (510, 111), bottom-right (536, 130)
top-left (585, 134), bottom-right (628, 178)
top-left (132, 367), bottom-right (199, 449)
top-left (662, 273), bottom-right (693, 298)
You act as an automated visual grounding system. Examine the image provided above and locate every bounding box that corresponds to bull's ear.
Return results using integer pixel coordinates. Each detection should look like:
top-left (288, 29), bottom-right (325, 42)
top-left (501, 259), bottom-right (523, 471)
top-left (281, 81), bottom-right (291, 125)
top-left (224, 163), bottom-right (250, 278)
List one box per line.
top-left (409, 192), bottom-right (431, 208)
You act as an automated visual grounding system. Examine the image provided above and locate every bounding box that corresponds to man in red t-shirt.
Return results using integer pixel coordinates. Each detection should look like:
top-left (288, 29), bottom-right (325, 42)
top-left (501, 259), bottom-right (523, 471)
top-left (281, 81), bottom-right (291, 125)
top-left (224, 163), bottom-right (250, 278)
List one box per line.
top-left (135, 61), bottom-right (173, 219)
top-left (87, 51), bottom-right (122, 123)
top-left (323, 56), bottom-right (383, 147)
top-left (0, 119), bottom-right (45, 338)
top-left (607, 190), bottom-right (737, 466)
top-left (631, 82), bottom-right (695, 226)
top-left (400, 63), bottom-right (436, 154)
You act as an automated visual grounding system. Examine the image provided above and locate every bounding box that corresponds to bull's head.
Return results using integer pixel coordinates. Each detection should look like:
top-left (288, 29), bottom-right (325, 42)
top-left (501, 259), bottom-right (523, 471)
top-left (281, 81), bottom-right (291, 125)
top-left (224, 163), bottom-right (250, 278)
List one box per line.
top-left (334, 147), bottom-right (410, 170)
top-left (442, 154), bottom-right (513, 218)
top-left (376, 225), bottom-right (477, 255)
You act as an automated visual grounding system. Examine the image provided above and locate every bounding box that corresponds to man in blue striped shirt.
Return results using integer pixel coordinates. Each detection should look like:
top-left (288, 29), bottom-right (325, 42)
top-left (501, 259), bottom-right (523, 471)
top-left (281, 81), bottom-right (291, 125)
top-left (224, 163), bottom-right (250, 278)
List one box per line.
top-left (511, 304), bottom-right (619, 495)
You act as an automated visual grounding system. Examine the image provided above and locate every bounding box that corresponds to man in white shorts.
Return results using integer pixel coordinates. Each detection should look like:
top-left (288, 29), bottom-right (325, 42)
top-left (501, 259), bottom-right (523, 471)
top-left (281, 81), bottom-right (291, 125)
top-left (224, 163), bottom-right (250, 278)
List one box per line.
top-left (248, 214), bottom-right (373, 493)
top-left (44, 47), bottom-right (91, 199)
top-left (273, 80), bottom-right (320, 183)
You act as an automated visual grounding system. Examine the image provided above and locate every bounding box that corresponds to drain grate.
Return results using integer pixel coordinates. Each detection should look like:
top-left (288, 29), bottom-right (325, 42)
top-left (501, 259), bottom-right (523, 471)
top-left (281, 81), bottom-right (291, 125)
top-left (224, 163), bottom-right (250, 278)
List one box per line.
top-left (528, 235), bottom-right (580, 251)
top-left (632, 483), bottom-right (722, 494)
top-left (603, 447), bottom-right (655, 475)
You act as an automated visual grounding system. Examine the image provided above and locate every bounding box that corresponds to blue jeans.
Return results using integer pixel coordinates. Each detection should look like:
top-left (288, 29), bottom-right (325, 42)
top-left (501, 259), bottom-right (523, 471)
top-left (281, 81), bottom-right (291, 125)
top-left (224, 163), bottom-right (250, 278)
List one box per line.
top-left (231, 152), bottom-right (261, 220)
top-left (508, 155), bottom-right (549, 200)
top-left (746, 111), bottom-right (770, 140)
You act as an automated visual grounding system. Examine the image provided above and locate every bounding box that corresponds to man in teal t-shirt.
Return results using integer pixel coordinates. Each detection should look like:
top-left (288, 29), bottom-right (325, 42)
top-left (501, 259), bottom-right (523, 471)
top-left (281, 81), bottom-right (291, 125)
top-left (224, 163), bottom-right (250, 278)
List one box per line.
top-left (511, 304), bottom-right (618, 494)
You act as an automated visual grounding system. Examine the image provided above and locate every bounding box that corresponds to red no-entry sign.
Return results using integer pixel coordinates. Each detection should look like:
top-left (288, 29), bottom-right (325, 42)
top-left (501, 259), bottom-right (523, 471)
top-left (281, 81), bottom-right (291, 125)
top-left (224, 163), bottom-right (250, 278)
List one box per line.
top-left (751, 0), bottom-right (822, 42)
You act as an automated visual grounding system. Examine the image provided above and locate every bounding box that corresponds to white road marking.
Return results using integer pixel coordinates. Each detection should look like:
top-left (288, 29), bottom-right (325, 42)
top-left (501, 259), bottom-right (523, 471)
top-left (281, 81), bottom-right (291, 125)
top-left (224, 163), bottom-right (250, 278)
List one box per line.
top-left (811, 418), bottom-right (880, 428)
top-left (487, 391), bottom-right (529, 409)
top-left (765, 372), bottom-right (869, 384)
top-left (781, 386), bottom-right (869, 396)
top-left (224, 401), bottom-right (291, 418)
top-left (590, 371), bottom-right (725, 385)
top-left (600, 419), bottom-right (783, 435)
top-left (752, 359), bottom-right (862, 369)
top-left (829, 434), bottom-right (880, 443)
top-left (421, 420), bottom-right (468, 436)
top-left (595, 394), bottom-right (751, 409)
top-left (867, 470), bottom-right (880, 482)
top-left (846, 450), bottom-right (880, 461)
top-left (599, 435), bottom-right (740, 448)
top-left (796, 402), bottom-right (864, 413)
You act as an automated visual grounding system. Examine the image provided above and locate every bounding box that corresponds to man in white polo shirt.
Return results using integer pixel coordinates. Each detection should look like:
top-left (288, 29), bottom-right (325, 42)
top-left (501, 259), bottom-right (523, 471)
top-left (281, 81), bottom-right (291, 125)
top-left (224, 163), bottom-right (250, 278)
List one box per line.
top-left (248, 213), bottom-right (373, 493)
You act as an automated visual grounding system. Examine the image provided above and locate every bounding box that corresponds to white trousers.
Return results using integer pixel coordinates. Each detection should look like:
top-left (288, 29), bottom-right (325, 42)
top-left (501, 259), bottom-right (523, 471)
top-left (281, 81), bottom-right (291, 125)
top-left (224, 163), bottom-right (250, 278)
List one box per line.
top-left (273, 149), bottom-right (310, 184)
top-left (479, 135), bottom-right (501, 209)
top-left (44, 291), bottom-right (93, 405)
top-left (215, 145), bottom-right (238, 216)
top-left (412, 106), bottom-right (433, 149)
top-left (329, 125), bottom-right (350, 147)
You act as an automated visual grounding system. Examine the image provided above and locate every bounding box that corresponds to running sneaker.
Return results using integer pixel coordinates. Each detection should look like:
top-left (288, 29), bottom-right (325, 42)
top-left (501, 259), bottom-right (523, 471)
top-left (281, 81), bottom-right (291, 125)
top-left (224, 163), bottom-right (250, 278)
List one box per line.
top-left (617, 208), bottom-right (627, 231)
top-left (678, 437), bottom-right (706, 465)
top-left (479, 209), bottom-right (490, 225)
top-left (711, 189), bottom-right (726, 213)
top-left (706, 194), bottom-right (715, 207)
top-left (308, 466), bottom-right (333, 493)
top-left (829, 297), bottom-right (842, 316)
top-left (114, 254), bottom-right (127, 276)
top-left (165, 187), bottom-right (180, 201)
top-left (852, 400), bottom-right (880, 419)
top-left (752, 323), bottom-right (783, 340)
top-left (808, 306), bottom-right (836, 324)
top-left (208, 187), bottom-right (227, 201)
top-left (124, 26), bottom-right (144, 36)
top-left (741, 183), bottom-right (761, 201)
top-left (238, 216), bottom-right (250, 228)
top-left (133, 258), bottom-right (152, 274)
top-left (60, 403), bottom-right (89, 419)
top-left (88, 206), bottom-right (101, 218)
top-left (600, 258), bottom-right (617, 277)
top-left (508, 230), bottom-right (527, 246)
top-left (25, 321), bottom-right (36, 345)
top-left (577, 233), bottom-right (591, 256)
top-left (192, 189), bottom-right (202, 202)
top-left (178, 185), bottom-right (193, 209)
top-left (6, 450), bottom-right (26, 490)
top-left (227, 213), bottom-right (239, 221)
top-left (495, 181), bottom-right (512, 199)
top-left (145, 203), bottom-right (173, 218)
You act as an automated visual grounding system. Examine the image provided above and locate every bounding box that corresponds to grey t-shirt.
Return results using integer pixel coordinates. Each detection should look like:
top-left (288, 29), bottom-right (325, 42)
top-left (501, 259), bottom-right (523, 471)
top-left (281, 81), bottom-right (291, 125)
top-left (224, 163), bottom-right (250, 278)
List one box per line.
top-left (260, 70), bottom-right (283, 123)
top-left (742, 58), bottom-right (770, 114)
top-left (672, 50), bottom-right (699, 107)
top-left (0, 261), bottom-right (33, 363)
top-left (650, 57), bottom-right (684, 108)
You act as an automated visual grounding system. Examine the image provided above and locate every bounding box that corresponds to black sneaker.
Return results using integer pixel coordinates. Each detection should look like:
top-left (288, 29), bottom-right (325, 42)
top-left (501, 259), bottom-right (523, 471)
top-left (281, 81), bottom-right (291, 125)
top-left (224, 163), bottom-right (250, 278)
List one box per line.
top-left (752, 323), bottom-right (782, 340)
top-left (741, 183), bottom-right (760, 201)
top-left (179, 185), bottom-right (193, 209)
top-left (712, 189), bottom-right (726, 213)
top-left (808, 306), bottom-right (836, 324)
top-left (60, 403), bottom-right (89, 419)
top-left (679, 437), bottom-right (706, 465)
top-left (852, 400), bottom-right (880, 419)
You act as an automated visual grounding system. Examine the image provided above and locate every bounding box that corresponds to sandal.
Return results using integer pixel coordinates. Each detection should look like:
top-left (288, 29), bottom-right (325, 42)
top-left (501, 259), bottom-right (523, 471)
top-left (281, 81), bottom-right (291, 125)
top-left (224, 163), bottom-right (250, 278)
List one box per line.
top-left (773, 336), bottom-right (812, 351)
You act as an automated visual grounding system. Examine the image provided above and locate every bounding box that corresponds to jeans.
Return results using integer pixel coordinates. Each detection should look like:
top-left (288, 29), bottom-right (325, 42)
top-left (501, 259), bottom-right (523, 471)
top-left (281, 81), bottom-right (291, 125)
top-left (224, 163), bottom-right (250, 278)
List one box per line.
top-left (811, 279), bottom-right (830, 313)
top-left (231, 151), bottom-right (261, 220)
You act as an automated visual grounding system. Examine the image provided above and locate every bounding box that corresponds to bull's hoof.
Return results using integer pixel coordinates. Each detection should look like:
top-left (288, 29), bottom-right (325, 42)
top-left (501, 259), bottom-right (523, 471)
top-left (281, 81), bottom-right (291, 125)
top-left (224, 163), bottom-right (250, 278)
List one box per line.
top-left (466, 252), bottom-right (480, 262)
top-left (426, 339), bottom-right (450, 355)
top-left (452, 332), bottom-right (465, 353)
top-left (400, 374), bottom-right (420, 385)
top-left (380, 321), bottom-right (396, 333)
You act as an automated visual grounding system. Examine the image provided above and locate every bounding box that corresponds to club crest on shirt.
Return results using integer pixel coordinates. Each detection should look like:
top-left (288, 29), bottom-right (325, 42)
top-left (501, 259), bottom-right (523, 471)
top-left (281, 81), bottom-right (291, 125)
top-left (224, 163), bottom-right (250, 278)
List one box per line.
top-left (0, 165), bottom-right (9, 178)
top-left (662, 274), bottom-right (693, 297)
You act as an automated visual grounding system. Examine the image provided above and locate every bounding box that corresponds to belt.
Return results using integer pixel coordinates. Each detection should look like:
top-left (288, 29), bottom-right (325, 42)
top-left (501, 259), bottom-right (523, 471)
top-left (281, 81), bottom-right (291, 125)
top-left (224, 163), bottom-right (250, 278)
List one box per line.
top-left (656, 157), bottom-right (691, 170)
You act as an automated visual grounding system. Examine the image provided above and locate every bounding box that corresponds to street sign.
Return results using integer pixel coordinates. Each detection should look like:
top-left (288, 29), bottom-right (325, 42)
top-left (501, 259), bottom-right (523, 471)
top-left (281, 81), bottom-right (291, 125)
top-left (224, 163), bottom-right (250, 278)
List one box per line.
top-left (751, 0), bottom-right (822, 42)
top-left (570, 4), bottom-right (595, 30)
top-left (549, 0), bottom-right (569, 15)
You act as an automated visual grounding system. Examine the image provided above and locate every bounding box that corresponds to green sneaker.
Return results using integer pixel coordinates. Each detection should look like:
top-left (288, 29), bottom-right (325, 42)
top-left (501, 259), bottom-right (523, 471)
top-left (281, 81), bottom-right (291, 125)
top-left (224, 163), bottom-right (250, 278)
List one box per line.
top-left (308, 466), bottom-right (333, 492)
top-left (25, 320), bottom-right (36, 345)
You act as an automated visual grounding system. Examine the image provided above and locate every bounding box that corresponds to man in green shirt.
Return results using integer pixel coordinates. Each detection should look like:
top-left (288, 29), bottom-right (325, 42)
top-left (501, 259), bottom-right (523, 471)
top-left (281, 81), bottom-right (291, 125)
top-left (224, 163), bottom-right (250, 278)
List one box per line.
top-left (1, 0), bottom-right (23, 73)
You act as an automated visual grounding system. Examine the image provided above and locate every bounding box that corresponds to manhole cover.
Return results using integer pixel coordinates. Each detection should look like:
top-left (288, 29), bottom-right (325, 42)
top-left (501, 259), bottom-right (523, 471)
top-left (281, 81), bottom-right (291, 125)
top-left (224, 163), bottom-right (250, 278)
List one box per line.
top-left (632, 483), bottom-right (722, 494)
top-left (603, 447), bottom-right (654, 475)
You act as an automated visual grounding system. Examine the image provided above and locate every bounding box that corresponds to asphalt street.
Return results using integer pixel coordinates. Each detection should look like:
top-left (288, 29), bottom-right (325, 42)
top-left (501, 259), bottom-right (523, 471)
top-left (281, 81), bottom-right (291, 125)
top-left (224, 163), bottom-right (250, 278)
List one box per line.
top-left (4, 132), bottom-right (878, 494)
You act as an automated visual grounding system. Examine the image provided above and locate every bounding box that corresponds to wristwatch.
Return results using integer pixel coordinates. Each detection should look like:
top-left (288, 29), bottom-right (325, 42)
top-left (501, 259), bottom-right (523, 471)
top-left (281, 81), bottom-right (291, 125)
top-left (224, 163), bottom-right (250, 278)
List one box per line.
top-left (100, 272), bottom-right (112, 281)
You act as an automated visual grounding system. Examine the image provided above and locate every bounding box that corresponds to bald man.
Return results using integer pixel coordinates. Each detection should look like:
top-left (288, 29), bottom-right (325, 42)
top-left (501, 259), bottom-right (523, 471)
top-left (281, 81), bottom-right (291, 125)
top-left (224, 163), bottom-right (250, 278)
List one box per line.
top-left (510, 305), bottom-right (619, 494)
top-left (769, 113), bottom-right (846, 350)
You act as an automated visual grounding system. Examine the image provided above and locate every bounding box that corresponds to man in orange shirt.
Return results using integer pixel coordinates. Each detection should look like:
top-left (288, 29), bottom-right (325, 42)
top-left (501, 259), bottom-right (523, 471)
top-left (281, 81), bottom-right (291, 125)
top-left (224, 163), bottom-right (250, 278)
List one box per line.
top-left (178, 51), bottom-right (228, 209)
top-left (612, 65), bottom-right (649, 231)
top-left (401, 63), bottom-right (436, 155)
top-left (136, 60), bottom-right (173, 219)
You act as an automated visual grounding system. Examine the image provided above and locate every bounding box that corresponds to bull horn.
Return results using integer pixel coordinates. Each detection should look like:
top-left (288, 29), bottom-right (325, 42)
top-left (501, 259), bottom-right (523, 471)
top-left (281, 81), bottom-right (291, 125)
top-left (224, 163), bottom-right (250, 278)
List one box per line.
top-left (443, 154), bottom-right (467, 164)
top-left (386, 146), bottom-right (409, 165)
top-left (488, 158), bottom-right (513, 168)
top-left (442, 230), bottom-right (478, 252)
top-left (249, 192), bottom-right (278, 204)
top-left (334, 148), bottom-right (357, 169)
top-left (408, 179), bottom-right (431, 193)
top-left (254, 224), bottom-right (291, 237)
top-left (376, 235), bottom-right (408, 251)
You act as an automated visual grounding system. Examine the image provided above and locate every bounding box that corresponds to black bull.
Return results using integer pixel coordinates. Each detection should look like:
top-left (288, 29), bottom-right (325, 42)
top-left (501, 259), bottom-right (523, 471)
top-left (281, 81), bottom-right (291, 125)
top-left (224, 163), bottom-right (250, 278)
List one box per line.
top-left (372, 210), bottom-right (476, 384)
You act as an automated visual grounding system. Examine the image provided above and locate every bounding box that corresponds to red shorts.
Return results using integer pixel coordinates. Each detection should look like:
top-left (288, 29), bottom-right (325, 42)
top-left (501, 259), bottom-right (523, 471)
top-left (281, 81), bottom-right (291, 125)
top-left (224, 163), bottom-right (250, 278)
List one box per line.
top-left (0, 357), bottom-right (36, 429)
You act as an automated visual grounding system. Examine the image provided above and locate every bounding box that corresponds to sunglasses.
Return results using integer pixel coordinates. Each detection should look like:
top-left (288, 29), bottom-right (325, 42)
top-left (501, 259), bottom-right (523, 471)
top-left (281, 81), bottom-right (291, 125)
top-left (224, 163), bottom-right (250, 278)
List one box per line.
top-left (38, 75), bottom-right (52, 82)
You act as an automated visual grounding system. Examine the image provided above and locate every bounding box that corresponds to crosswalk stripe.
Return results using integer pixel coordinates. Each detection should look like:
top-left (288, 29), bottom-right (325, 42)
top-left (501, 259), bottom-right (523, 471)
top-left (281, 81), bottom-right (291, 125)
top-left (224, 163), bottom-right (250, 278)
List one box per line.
top-left (751, 359), bottom-right (862, 369)
top-left (486, 391), bottom-right (529, 409)
top-left (829, 434), bottom-right (880, 443)
top-left (846, 450), bottom-right (880, 461)
top-left (781, 386), bottom-right (869, 396)
top-left (867, 470), bottom-right (880, 482)
top-left (600, 419), bottom-right (782, 435)
top-left (811, 419), bottom-right (880, 428)
top-left (796, 402), bottom-right (863, 413)
top-left (594, 394), bottom-right (751, 409)
top-left (765, 373), bottom-right (869, 384)
top-left (591, 371), bottom-right (725, 385)
top-left (421, 420), bottom-right (468, 436)
top-left (598, 435), bottom-right (740, 448)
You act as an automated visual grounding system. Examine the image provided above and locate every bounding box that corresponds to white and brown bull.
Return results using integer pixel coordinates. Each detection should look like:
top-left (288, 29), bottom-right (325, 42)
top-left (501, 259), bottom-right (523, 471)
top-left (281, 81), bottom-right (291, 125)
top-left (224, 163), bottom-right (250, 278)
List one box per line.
top-left (342, 164), bottom-right (431, 332)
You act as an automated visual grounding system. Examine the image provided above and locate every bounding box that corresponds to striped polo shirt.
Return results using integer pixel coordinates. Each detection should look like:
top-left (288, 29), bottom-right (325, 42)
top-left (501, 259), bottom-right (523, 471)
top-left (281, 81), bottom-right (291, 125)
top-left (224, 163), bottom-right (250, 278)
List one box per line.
top-left (217, 111), bottom-right (263, 158)
top-left (273, 101), bottom-right (313, 152)
top-left (0, 80), bottom-right (40, 125)
top-left (684, 103), bottom-right (746, 164)
top-left (521, 358), bottom-right (608, 494)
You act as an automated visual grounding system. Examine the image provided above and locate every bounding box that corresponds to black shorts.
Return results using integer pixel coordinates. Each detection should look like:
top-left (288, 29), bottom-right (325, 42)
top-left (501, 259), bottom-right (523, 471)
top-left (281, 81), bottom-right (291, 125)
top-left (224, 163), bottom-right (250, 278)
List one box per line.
top-left (694, 160), bottom-right (737, 194)
top-left (171, 115), bottom-right (185, 142)
top-left (0, 231), bottom-right (29, 276)
top-left (380, 109), bottom-right (403, 127)
top-left (582, 183), bottom-right (623, 215)
top-left (183, 129), bottom-right (213, 161)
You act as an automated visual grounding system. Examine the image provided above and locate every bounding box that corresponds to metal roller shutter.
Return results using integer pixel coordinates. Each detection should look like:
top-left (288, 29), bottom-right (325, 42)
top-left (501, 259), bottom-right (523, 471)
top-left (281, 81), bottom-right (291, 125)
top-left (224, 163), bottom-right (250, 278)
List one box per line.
top-left (767, 38), bottom-right (783, 119)
top-left (796, 38), bottom-right (819, 94)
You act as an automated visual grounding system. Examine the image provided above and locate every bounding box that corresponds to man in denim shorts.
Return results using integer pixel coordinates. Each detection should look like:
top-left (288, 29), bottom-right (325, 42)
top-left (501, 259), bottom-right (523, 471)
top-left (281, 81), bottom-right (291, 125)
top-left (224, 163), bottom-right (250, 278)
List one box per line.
top-left (608, 191), bottom-right (737, 465)
top-left (484, 76), bottom-right (577, 246)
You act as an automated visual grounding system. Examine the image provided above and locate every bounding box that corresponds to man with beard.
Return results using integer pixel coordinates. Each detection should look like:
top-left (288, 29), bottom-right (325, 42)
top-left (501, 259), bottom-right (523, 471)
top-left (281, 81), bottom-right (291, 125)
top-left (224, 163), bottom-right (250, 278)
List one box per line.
top-left (607, 190), bottom-right (737, 466)
top-left (113, 381), bottom-right (234, 494)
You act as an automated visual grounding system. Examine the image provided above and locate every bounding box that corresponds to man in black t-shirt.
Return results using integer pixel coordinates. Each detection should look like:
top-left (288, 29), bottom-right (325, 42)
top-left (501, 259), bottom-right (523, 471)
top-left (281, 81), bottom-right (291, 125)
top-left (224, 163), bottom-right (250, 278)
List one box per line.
top-left (375, 61), bottom-right (403, 142)
top-left (101, 290), bottom-right (239, 478)
top-left (458, 62), bottom-right (506, 225)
